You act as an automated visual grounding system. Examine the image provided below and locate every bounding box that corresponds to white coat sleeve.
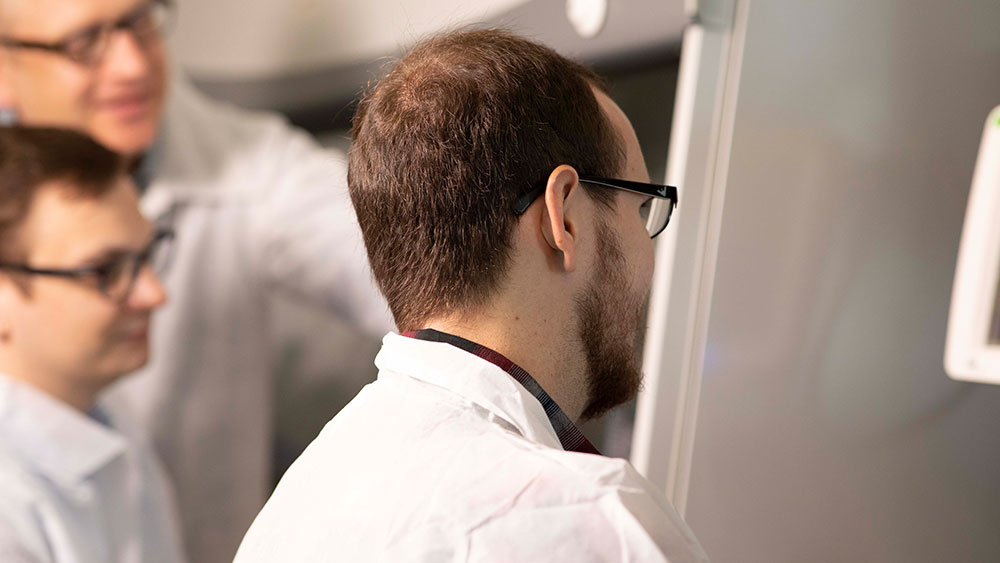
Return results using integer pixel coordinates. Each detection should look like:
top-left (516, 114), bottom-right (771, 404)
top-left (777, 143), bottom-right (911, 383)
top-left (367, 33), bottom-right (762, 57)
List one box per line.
top-left (246, 122), bottom-right (395, 337)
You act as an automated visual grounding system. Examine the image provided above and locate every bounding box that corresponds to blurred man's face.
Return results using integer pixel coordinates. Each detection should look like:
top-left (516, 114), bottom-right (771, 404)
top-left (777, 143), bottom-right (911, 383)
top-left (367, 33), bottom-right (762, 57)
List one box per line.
top-left (0, 0), bottom-right (168, 156)
top-left (0, 178), bottom-right (167, 404)
top-left (577, 89), bottom-right (656, 420)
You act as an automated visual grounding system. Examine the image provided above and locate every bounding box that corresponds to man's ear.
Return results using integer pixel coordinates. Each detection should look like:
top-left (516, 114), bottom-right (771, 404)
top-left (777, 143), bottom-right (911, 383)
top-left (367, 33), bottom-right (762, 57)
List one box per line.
top-left (540, 164), bottom-right (583, 272)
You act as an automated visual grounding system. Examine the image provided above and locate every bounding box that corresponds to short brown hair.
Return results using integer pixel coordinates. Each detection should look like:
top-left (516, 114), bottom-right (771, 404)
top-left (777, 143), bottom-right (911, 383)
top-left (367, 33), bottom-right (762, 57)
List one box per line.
top-left (0, 127), bottom-right (124, 259)
top-left (349, 29), bottom-right (625, 329)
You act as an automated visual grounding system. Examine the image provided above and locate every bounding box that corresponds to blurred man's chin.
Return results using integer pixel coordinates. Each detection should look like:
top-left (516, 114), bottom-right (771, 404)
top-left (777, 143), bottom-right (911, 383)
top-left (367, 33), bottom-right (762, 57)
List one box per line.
top-left (103, 130), bottom-right (157, 156)
top-left (107, 344), bottom-right (152, 379)
top-left (91, 118), bottom-right (161, 156)
top-left (86, 355), bottom-right (150, 395)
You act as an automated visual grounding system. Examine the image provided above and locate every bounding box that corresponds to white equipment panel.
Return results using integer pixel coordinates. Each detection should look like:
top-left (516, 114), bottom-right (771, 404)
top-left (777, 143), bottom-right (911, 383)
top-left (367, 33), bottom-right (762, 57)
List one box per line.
top-left (945, 105), bottom-right (1000, 384)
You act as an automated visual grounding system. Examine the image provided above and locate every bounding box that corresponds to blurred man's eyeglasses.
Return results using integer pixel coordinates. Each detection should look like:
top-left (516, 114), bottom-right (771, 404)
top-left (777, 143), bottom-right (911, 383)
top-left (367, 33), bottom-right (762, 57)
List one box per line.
top-left (0, 0), bottom-right (173, 66)
top-left (0, 229), bottom-right (174, 302)
top-left (512, 176), bottom-right (678, 238)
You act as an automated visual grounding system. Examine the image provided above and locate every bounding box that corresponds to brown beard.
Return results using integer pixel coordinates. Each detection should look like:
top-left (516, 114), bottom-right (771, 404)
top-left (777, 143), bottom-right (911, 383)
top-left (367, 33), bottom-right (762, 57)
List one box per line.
top-left (575, 216), bottom-right (646, 421)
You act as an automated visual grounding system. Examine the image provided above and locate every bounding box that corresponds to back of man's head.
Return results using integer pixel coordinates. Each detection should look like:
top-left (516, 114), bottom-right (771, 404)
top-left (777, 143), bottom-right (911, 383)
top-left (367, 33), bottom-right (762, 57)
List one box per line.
top-left (349, 29), bottom-right (625, 330)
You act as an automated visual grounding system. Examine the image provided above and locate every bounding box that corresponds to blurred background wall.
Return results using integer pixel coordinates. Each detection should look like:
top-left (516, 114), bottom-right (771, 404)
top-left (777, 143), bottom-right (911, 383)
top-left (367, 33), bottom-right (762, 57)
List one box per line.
top-left (676, 2), bottom-right (1000, 560)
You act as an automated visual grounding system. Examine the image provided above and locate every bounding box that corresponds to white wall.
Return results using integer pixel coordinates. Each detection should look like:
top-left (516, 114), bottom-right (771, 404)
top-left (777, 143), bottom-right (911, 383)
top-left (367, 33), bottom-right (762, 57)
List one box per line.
top-left (172, 0), bottom-right (528, 79)
top-left (679, 1), bottom-right (1000, 560)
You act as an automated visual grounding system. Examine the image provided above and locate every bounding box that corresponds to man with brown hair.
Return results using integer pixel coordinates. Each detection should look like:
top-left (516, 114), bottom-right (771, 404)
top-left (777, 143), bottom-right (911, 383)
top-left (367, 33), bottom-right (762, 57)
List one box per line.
top-left (236, 30), bottom-right (707, 562)
top-left (0, 127), bottom-right (184, 561)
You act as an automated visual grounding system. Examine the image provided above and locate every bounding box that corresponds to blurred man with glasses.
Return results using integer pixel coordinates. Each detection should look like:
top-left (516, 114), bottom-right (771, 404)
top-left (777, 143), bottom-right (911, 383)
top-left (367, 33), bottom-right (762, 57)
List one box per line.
top-left (236, 30), bottom-right (706, 562)
top-left (0, 1), bottom-right (391, 560)
top-left (0, 127), bottom-right (184, 562)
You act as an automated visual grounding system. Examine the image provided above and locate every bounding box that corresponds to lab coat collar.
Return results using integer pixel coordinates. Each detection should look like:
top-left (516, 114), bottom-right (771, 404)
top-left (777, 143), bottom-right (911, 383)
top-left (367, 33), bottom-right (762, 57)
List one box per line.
top-left (375, 332), bottom-right (565, 451)
top-left (132, 125), bottom-right (166, 194)
top-left (0, 374), bottom-right (127, 490)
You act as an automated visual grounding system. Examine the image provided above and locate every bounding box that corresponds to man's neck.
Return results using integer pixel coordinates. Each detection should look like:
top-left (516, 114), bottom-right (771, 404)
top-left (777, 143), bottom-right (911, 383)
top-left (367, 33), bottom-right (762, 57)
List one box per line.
top-left (425, 310), bottom-right (588, 422)
top-left (0, 355), bottom-right (98, 412)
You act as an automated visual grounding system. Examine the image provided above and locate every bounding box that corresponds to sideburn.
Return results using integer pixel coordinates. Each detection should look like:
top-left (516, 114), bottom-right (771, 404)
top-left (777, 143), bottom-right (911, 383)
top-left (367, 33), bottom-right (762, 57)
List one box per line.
top-left (576, 216), bottom-right (645, 421)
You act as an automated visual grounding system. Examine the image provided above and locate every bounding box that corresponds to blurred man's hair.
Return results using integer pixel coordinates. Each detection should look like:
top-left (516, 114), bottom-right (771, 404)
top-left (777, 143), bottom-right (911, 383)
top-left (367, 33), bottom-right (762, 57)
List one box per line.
top-left (0, 127), bottom-right (124, 259)
top-left (349, 29), bottom-right (625, 330)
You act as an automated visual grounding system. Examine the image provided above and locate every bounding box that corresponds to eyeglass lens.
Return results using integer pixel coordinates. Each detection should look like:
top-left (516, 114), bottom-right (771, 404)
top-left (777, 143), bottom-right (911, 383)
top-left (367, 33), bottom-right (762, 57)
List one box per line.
top-left (103, 231), bottom-right (173, 301)
top-left (645, 198), bottom-right (674, 238)
top-left (66, 1), bottom-right (168, 64)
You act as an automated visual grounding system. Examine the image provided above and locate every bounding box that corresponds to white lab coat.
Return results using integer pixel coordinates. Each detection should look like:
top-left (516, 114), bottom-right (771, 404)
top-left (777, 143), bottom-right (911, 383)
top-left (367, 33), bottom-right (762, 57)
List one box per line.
top-left (108, 76), bottom-right (393, 563)
top-left (234, 333), bottom-right (708, 562)
top-left (0, 375), bottom-right (186, 563)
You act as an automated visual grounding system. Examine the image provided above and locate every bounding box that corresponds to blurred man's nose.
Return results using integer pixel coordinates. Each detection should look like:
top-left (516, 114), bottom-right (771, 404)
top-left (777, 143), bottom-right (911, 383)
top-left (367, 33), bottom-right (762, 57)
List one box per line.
top-left (102, 30), bottom-right (153, 80)
top-left (128, 264), bottom-right (167, 310)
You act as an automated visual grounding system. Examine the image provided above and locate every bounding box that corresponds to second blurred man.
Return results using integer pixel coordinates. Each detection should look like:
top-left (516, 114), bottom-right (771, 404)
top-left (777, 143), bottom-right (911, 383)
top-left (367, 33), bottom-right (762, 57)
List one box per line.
top-left (0, 0), bottom-right (392, 560)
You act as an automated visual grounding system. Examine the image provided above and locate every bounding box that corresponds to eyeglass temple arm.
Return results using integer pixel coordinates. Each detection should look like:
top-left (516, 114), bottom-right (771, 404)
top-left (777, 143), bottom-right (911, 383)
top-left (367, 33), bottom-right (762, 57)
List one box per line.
top-left (511, 185), bottom-right (546, 215)
top-left (512, 179), bottom-right (678, 216)
top-left (0, 262), bottom-right (101, 277)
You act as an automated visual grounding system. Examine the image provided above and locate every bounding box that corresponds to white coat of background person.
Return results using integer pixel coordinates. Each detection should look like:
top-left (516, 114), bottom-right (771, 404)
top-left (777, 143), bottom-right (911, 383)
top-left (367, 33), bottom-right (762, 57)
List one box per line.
top-left (0, 1), bottom-right (392, 561)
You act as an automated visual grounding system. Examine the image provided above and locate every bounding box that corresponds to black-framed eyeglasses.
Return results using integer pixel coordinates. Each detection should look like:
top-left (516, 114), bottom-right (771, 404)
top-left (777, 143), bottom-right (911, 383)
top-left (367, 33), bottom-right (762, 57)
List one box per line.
top-left (512, 176), bottom-right (678, 238)
top-left (0, 0), bottom-right (173, 66)
top-left (0, 229), bottom-right (174, 302)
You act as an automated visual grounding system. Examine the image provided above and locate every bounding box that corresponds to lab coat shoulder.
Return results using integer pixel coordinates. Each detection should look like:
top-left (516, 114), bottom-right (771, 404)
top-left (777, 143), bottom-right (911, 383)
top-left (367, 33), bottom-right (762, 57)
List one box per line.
top-left (155, 76), bottom-right (334, 201)
top-left (237, 357), bottom-right (706, 561)
top-left (334, 373), bottom-right (703, 561)
top-left (464, 450), bottom-right (709, 563)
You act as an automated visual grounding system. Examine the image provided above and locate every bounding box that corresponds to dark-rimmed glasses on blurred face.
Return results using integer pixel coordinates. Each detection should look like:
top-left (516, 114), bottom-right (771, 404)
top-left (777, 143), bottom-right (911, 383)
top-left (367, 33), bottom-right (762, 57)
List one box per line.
top-left (511, 176), bottom-right (678, 238)
top-left (0, 0), bottom-right (173, 66)
top-left (0, 228), bottom-right (174, 302)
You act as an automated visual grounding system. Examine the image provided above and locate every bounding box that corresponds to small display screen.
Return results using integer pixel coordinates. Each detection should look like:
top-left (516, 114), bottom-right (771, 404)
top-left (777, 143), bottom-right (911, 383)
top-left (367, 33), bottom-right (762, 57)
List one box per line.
top-left (991, 268), bottom-right (1000, 345)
